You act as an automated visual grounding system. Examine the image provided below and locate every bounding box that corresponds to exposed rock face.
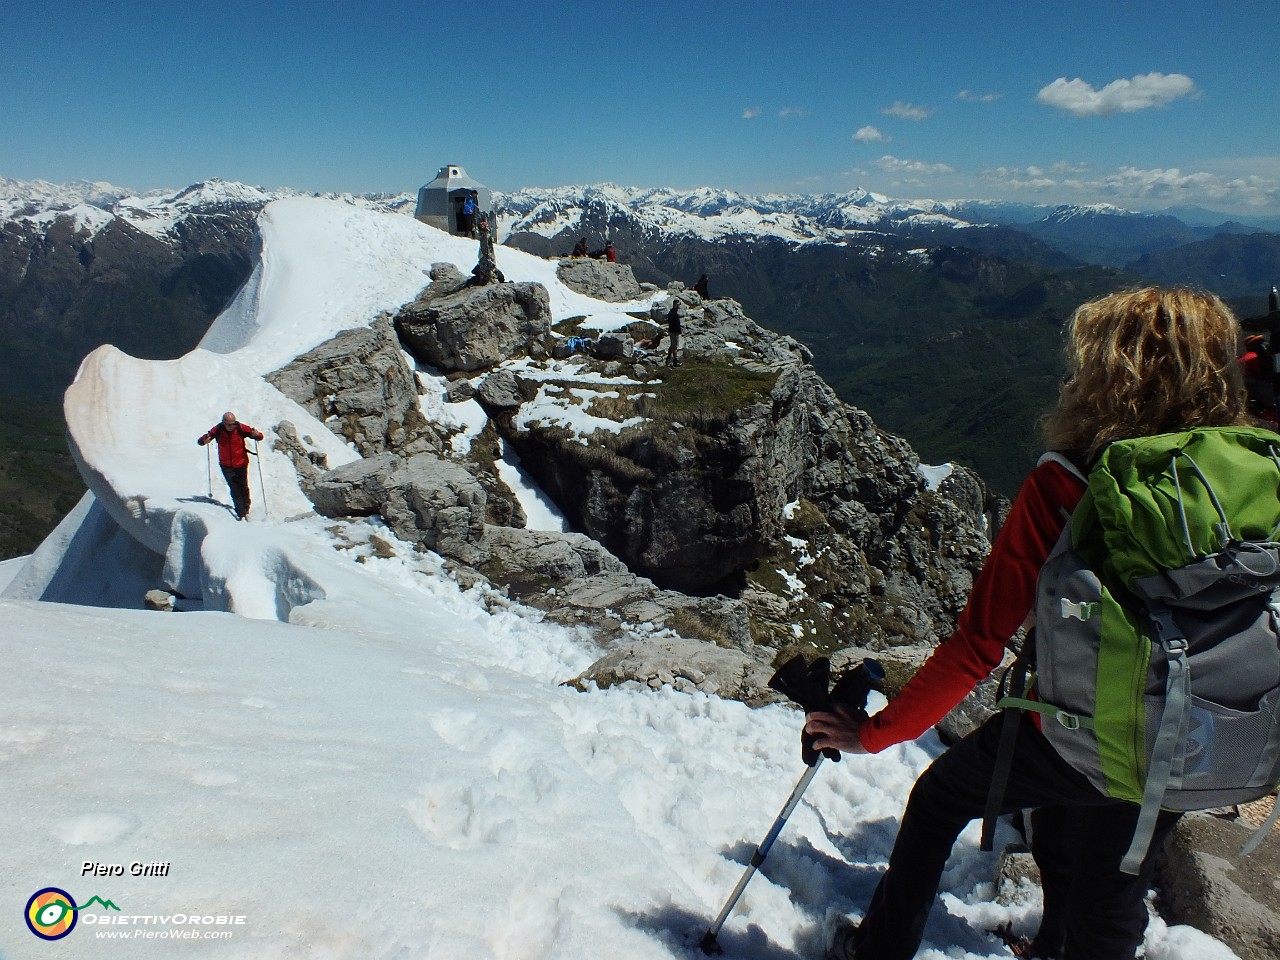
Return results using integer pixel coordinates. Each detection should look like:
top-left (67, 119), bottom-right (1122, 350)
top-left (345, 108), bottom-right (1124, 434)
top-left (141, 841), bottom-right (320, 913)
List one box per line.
top-left (270, 420), bottom-right (332, 484)
top-left (266, 316), bottom-right (442, 457)
top-left (482, 526), bottom-right (754, 651)
top-left (555, 258), bottom-right (643, 302)
top-left (307, 452), bottom-right (489, 565)
top-left (493, 294), bottom-right (989, 651)
top-left (1156, 812), bottom-right (1280, 960)
top-left (394, 262), bottom-right (553, 372)
top-left (0, 209), bottom-right (257, 403)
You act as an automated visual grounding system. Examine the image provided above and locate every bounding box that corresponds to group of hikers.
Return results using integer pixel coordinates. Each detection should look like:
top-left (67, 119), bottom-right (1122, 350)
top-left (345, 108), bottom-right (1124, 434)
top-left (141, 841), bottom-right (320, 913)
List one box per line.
top-left (570, 237), bottom-right (618, 262)
top-left (192, 212), bottom-right (1280, 960)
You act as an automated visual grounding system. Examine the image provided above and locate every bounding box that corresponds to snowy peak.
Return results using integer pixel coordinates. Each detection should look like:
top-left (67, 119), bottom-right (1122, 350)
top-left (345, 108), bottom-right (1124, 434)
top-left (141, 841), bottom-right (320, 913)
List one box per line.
top-left (0, 175), bottom-right (136, 220)
top-left (0, 175), bottom-right (415, 240)
top-left (497, 183), bottom-right (998, 246)
top-left (1039, 202), bottom-right (1141, 225)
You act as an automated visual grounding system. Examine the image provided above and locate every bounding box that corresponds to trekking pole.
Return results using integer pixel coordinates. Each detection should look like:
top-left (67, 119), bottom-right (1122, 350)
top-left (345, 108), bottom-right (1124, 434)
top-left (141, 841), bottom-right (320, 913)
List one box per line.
top-left (700, 657), bottom-right (884, 955)
top-left (206, 443), bottom-right (213, 499)
top-left (701, 758), bottom-right (824, 954)
top-left (252, 439), bottom-right (268, 519)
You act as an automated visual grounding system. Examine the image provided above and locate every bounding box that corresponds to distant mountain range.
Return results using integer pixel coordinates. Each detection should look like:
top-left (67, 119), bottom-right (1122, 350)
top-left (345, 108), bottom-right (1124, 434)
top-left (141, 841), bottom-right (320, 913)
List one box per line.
top-left (496, 183), bottom-right (1280, 280)
top-left (2, 174), bottom-right (1278, 524)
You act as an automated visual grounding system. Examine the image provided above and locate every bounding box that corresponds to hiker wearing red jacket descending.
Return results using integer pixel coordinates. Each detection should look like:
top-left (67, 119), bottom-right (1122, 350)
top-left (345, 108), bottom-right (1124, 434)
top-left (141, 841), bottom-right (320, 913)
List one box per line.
top-left (198, 412), bottom-right (264, 520)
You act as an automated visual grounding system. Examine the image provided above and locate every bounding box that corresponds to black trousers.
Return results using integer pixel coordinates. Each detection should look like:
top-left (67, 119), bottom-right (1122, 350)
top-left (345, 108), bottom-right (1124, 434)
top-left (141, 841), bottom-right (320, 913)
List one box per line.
top-left (852, 713), bottom-right (1181, 960)
top-left (220, 464), bottom-right (252, 518)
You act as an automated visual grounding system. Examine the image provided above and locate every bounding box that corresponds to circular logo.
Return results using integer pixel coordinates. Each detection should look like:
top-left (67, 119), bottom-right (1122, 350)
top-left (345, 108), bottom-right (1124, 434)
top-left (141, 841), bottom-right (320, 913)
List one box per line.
top-left (25, 888), bottom-right (78, 940)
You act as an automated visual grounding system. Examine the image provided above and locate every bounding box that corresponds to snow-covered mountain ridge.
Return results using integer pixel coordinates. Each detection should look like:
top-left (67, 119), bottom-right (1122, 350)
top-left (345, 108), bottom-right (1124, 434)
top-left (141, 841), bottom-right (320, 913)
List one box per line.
top-left (0, 174), bottom-right (1153, 245)
top-left (0, 176), bottom-right (413, 239)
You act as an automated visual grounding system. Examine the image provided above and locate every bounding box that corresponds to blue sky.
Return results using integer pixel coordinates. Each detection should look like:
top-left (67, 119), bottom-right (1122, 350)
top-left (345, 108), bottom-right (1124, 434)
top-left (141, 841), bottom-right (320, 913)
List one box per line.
top-left (4, 0), bottom-right (1279, 214)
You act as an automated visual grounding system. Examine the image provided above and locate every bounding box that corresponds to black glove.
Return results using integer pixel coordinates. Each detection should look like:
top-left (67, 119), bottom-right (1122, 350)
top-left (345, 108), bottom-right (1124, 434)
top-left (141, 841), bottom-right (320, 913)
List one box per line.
top-left (769, 655), bottom-right (884, 766)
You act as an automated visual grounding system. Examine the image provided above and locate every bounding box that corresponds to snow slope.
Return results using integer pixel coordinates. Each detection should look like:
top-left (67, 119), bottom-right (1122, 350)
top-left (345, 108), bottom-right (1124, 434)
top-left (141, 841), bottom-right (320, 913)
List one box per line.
top-left (0, 198), bottom-right (1240, 959)
top-left (38, 196), bottom-right (657, 618)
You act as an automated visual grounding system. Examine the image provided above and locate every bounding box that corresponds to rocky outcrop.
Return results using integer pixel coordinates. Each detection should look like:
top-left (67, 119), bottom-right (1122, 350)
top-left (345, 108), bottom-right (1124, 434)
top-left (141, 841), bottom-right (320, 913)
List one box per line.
top-left (1156, 811), bottom-right (1280, 960)
top-left (394, 262), bottom-right (553, 372)
top-left (493, 294), bottom-right (989, 652)
top-left (307, 452), bottom-right (489, 565)
top-left (566, 637), bottom-right (780, 706)
top-left (266, 316), bottom-right (443, 457)
top-left (555, 258), bottom-right (643, 302)
top-left (270, 420), bottom-right (332, 484)
top-left (482, 525), bottom-right (753, 651)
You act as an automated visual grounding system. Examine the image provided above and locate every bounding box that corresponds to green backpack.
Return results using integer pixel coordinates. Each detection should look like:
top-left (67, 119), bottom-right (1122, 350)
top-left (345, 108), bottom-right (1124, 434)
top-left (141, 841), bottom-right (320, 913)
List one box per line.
top-left (999, 425), bottom-right (1280, 873)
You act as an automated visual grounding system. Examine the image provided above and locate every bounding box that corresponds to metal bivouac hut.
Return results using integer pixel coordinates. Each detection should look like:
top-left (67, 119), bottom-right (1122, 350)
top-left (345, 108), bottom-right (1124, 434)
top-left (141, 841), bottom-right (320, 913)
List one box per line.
top-left (414, 164), bottom-right (493, 235)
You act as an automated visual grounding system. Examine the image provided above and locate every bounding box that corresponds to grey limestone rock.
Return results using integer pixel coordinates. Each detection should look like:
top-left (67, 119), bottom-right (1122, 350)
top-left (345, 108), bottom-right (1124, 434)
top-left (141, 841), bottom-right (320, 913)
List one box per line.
top-left (485, 526), bottom-right (627, 583)
top-left (144, 589), bottom-right (175, 611)
top-left (555, 259), bottom-right (643, 302)
top-left (566, 637), bottom-right (779, 706)
top-left (1156, 811), bottom-right (1280, 960)
top-left (307, 452), bottom-right (488, 565)
top-left (592, 331), bottom-right (634, 360)
top-left (266, 316), bottom-right (441, 457)
top-left (477, 368), bottom-right (536, 410)
top-left (271, 420), bottom-right (330, 484)
top-left (395, 265), bottom-right (553, 372)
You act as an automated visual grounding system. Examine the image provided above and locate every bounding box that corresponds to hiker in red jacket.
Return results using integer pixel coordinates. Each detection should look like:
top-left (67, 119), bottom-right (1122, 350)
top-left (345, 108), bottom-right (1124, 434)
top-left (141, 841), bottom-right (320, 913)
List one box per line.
top-left (808, 288), bottom-right (1252, 960)
top-left (198, 411), bottom-right (264, 520)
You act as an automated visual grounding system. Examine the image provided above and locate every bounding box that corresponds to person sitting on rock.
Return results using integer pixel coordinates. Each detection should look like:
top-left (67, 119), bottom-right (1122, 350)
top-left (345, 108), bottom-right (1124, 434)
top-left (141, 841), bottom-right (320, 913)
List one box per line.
top-left (694, 274), bottom-right (710, 299)
top-left (572, 237), bottom-right (589, 258)
top-left (198, 411), bottom-right (264, 520)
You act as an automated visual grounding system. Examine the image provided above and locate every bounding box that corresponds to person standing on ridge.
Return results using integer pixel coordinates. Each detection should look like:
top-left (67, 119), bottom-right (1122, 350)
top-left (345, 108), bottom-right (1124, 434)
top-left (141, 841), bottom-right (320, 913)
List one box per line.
top-left (198, 412), bottom-right (265, 520)
top-left (605, 241), bottom-right (617, 263)
top-left (665, 299), bottom-right (682, 367)
top-left (694, 273), bottom-right (710, 299)
top-left (459, 191), bottom-right (479, 238)
top-left (806, 287), bottom-right (1255, 960)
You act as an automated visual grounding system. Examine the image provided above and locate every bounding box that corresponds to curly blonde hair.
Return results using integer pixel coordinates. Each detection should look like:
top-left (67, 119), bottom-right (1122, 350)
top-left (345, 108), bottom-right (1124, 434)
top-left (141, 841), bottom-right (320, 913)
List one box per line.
top-left (1042, 287), bottom-right (1249, 460)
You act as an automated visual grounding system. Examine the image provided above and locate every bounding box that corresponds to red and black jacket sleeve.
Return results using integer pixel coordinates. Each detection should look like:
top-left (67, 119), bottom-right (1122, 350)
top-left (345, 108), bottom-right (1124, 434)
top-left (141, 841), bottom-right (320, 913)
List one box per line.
top-left (858, 459), bottom-right (1086, 754)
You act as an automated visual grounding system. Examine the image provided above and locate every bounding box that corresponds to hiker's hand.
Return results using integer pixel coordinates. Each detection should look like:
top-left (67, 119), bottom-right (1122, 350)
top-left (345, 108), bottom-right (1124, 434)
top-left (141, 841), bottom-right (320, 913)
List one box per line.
top-left (805, 706), bottom-right (870, 756)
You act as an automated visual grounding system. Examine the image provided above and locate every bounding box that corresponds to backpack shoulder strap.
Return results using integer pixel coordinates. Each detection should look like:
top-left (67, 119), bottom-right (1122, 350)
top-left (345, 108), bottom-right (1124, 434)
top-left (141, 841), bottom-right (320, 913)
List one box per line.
top-left (980, 634), bottom-right (1039, 852)
top-left (1037, 450), bottom-right (1089, 483)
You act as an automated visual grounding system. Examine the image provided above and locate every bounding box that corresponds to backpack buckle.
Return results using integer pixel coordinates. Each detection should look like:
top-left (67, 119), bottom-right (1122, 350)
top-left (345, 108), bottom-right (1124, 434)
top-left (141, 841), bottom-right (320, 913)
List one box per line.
top-left (1060, 598), bottom-right (1097, 621)
top-left (1055, 711), bottom-right (1082, 730)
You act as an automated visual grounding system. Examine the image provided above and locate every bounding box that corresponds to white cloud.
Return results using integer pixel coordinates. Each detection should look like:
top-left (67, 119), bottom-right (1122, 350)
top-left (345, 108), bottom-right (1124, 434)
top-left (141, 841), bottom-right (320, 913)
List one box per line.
top-left (881, 101), bottom-right (934, 121)
top-left (876, 155), bottom-right (954, 176)
top-left (956, 90), bottom-right (1002, 103)
top-left (853, 125), bottom-right (890, 143)
top-left (1036, 72), bottom-right (1197, 117)
top-left (980, 161), bottom-right (1279, 208)
top-left (778, 106), bottom-right (807, 119)
top-left (1101, 165), bottom-right (1277, 206)
top-left (742, 106), bottom-right (762, 120)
